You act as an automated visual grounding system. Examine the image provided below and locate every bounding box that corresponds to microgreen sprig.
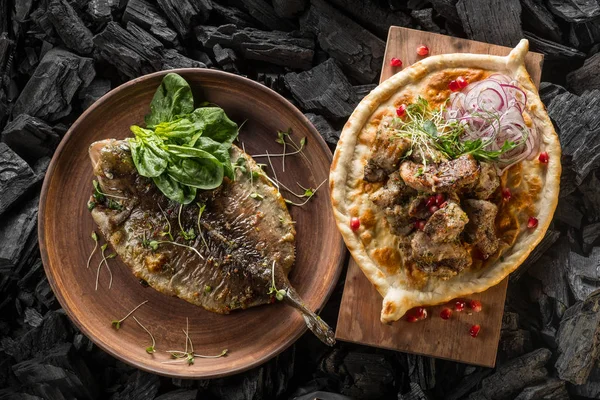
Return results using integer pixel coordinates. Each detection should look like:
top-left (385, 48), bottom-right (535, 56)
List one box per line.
top-left (163, 318), bottom-right (228, 365)
top-left (132, 316), bottom-right (156, 354)
top-left (95, 243), bottom-right (115, 290)
top-left (111, 300), bottom-right (149, 330)
top-left (268, 261), bottom-right (287, 301)
top-left (87, 232), bottom-right (99, 269)
top-left (157, 203), bottom-right (174, 241)
top-left (148, 240), bottom-right (204, 260)
top-left (178, 204), bottom-right (196, 241)
top-left (196, 202), bottom-right (209, 250)
top-left (284, 178), bottom-right (327, 207)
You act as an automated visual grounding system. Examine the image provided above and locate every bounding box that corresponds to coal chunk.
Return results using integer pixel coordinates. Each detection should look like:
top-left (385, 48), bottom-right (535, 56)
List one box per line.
top-left (1, 114), bottom-right (60, 162)
top-left (429, 0), bottom-right (460, 21)
top-left (240, 0), bottom-right (296, 31)
top-left (161, 49), bottom-right (206, 70)
top-left (78, 79), bottom-right (111, 111)
top-left (155, 389), bottom-right (198, 400)
top-left (583, 222), bottom-right (600, 253)
top-left (546, 90), bottom-right (600, 185)
top-left (581, 171), bottom-right (600, 222)
top-left (300, 0), bottom-right (385, 84)
top-left (525, 32), bottom-right (586, 60)
top-left (340, 352), bottom-right (395, 399)
top-left (547, 0), bottom-right (600, 22)
top-left (539, 82), bottom-right (567, 107)
top-left (567, 52), bottom-right (600, 94)
top-left (513, 378), bottom-right (568, 400)
top-left (305, 113), bottom-right (340, 147)
top-left (568, 247), bottom-right (600, 301)
top-left (212, 44), bottom-right (237, 66)
top-left (285, 59), bottom-right (358, 119)
top-left (554, 194), bottom-right (583, 229)
top-left (514, 229), bottom-right (561, 279)
top-left (521, 0), bottom-right (562, 42)
top-left (456, 0), bottom-right (523, 47)
top-left (326, 0), bottom-right (412, 38)
top-left (47, 0), bottom-right (94, 55)
top-left (156, 0), bottom-right (212, 38)
top-left (0, 143), bottom-right (36, 218)
top-left (272, 0), bottom-right (307, 18)
top-left (212, 3), bottom-right (256, 28)
top-left (12, 48), bottom-right (94, 122)
top-left (0, 197), bottom-right (37, 270)
top-left (194, 25), bottom-right (235, 49)
top-left (467, 348), bottom-right (551, 400)
top-left (571, 364), bottom-right (600, 398)
top-left (85, 0), bottom-right (112, 24)
top-left (122, 0), bottom-right (179, 47)
top-left (111, 371), bottom-right (160, 400)
top-left (411, 8), bottom-right (443, 33)
top-left (555, 290), bottom-right (600, 384)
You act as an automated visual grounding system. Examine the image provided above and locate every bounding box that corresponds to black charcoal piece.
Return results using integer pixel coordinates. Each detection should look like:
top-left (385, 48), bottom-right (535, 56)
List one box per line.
top-left (514, 229), bottom-right (561, 279)
top-left (78, 79), bottom-right (111, 110)
top-left (581, 172), bottom-right (600, 222)
top-left (12, 48), bottom-right (94, 121)
top-left (525, 32), bottom-right (586, 60)
top-left (539, 82), bottom-right (567, 106)
top-left (300, 0), bottom-right (385, 84)
top-left (127, 22), bottom-right (164, 55)
top-left (0, 32), bottom-right (12, 77)
top-left (155, 389), bottom-right (198, 400)
top-left (498, 329), bottom-right (532, 363)
top-left (1, 114), bottom-right (60, 162)
top-left (354, 84), bottom-right (376, 99)
top-left (571, 365), bottom-right (600, 398)
top-left (109, 371), bottom-right (158, 400)
top-left (212, 3), bottom-right (256, 28)
top-left (326, 0), bottom-right (411, 38)
top-left (513, 378), bottom-right (567, 400)
top-left (0, 143), bottom-right (36, 218)
top-left (0, 197), bottom-right (37, 270)
top-left (122, 0), bottom-right (179, 47)
top-left (340, 352), bottom-right (395, 399)
top-left (194, 25), bottom-right (235, 49)
top-left (555, 290), bottom-right (600, 384)
top-left (24, 308), bottom-right (43, 328)
top-left (240, 0), bottom-right (296, 31)
top-left (212, 44), bottom-right (237, 66)
top-left (398, 383), bottom-right (427, 400)
top-left (305, 113), bottom-right (340, 147)
top-left (456, 0), bottom-right (523, 47)
top-left (285, 59), bottom-right (358, 119)
top-left (546, 90), bottom-right (600, 185)
top-left (35, 276), bottom-right (56, 308)
top-left (567, 247), bottom-right (600, 301)
top-left (47, 0), bottom-right (94, 55)
top-left (569, 20), bottom-right (600, 49)
top-left (583, 223), bottom-right (600, 253)
top-left (156, 0), bottom-right (212, 38)
top-left (93, 22), bottom-right (160, 78)
top-left (18, 47), bottom-right (38, 76)
top-left (547, 0), bottom-right (600, 22)
top-left (161, 49), bottom-right (206, 70)
top-left (231, 28), bottom-right (314, 70)
top-left (467, 348), bottom-right (551, 399)
top-left (411, 8), bottom-right (443, 33)
top-left (554, 195), bottom-right (583, 229)
top-left (85, 0), bottom-right (112, 24)
top-left (521, 0), bottom-right (562, 42)
top-left (272, 0), bottom-right (307, 18)
top-left (255, 69), bottom-right (286, 93)
top-left (567, 52), bottom-right (600, 94)
top-left (429, 0), bottom-right (459, 21)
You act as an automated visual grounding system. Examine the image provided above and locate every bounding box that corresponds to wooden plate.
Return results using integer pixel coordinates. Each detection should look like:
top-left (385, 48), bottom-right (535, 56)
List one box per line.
top-left (39, 69), bottom-right (345, 378)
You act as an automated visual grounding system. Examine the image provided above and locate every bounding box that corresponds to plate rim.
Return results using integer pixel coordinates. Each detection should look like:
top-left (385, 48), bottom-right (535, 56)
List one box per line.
top-left (38, 68), bottom-right (346, 379)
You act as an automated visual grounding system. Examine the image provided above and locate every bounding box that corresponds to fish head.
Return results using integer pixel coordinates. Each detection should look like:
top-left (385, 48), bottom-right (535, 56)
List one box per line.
top-left (89, 139), bottom-right (137, 194)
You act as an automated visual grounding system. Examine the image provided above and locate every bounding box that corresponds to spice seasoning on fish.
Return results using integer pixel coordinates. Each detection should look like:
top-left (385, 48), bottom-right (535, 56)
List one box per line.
top-left (111, 300), bottom-right (149, 330)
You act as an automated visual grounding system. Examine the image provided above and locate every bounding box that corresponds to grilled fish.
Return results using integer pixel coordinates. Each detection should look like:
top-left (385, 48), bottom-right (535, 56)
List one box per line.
top-left (89, 139), bottom-right (335, 346)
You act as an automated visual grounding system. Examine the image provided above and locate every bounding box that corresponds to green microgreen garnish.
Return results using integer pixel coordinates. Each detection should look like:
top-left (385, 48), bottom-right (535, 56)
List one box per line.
top-left (92, 180), bottom-right (126, 210)
top-left (148, 240), bottom-right (204, 260)
top-left (111, 300), bottom-right (149, 330)
top-left (132, 316), bottom-right (156, 354)
top-left (87, 231), bottom-right (99, 269)
top-left (163, 317), bottom-right (228, 365)
top-left (267, 261), bottom-right (286, 301)
top-left (196, 202), bottom-right (209, 250)
top-left (204, 285), bottom-right (212, 294)
top-left (250, 193), bottom-right (264, 200)
top-left (284, 179), bottom-right (327, 207)
top-left (178, 204), bottom-right (196, 240)
top-left (95, 243), bottom-right (115, 291)
top-left (157, 203), bottom-right (174, 241)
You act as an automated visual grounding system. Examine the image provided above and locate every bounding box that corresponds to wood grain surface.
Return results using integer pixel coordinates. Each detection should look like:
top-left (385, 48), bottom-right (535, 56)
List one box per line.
top-left (39, 69), bottom-right (345, 378)
top-left (336, 27), bottom-right (543, 368)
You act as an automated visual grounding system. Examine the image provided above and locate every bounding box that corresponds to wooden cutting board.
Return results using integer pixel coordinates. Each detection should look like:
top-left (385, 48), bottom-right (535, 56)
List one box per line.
top-left (335, 27), bottom-right (543, 368)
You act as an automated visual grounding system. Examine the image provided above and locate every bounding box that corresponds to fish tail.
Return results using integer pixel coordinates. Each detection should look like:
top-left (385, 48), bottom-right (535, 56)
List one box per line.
top-left (283, 288), bottom-right (336, 346)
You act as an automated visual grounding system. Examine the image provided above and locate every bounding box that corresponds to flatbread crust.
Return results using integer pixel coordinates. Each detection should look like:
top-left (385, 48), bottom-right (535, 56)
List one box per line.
top-left (329, 40), bottom-right (561, 323)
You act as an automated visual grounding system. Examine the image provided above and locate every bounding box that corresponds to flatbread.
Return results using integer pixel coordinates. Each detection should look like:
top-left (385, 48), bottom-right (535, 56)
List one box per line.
top-left (329, 39), bottom-right (561, 323)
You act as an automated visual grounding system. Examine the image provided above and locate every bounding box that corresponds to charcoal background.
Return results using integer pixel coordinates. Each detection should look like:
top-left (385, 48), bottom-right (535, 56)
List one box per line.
top-left (2, 0), bottom-right (600, 399)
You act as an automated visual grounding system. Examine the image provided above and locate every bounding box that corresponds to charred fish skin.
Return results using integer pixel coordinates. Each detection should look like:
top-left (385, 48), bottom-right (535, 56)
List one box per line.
top-left (88, 139), bottom-right (335, 346)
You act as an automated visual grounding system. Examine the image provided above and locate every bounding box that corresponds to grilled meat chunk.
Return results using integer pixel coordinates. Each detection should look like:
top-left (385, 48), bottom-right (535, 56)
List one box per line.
top-left (399, 154), bottom-right (480, 193)
top-left (369, 171), bottom-right (416, 208)
top-left (470, 161), bottom-right (500, 199)
top-left (411, 231), bottom-right (472, 277)
top-left (363, 120), bottom-right (411, 182)
top-left (89, 139), bottom-right (335, 346)
top-left (384, 204), bottom-right (413, 236)
top-left (407, 195), bottom-right (430, 219)
top-left (409, 147), bottom-right (448, 164)
top-left (423, 202), bottom-right (469, 242)
top-left (463, 199), bottom-right (500, 259)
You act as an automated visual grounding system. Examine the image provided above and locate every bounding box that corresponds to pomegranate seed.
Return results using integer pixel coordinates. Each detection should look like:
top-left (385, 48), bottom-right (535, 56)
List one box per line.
top-left (429, 205), bottom-right (439, 214)
top-left (350, 217), bottom-right (360, 231)
top-left (502, 188), bottom-right (512, 201)
top-left (414, 220), bottom-right (426, 231)
top-left (425, 195), bottom-right (436, 208)
top-left (416, 45), bottom-right (429, 56)
top-left (440, 308), bottom-right (452, 320)
top-left (469, 300), bottom-right (482, 313)
top-left (396, 104), bottom-right (407, 117)
top-left (539, 151), bottom-right (549, 163)
top-left (390, 57), bottom-right (402, 67)
top-left (435, 193), bottom-right (445, 206)
top-left (448, 80), bottom-right (460, 92)
top-left (455, 300), bottom-right (466, 312)
top-left (456, 76), bottom-right (468, 88)
top-left (414, 307), bottom-right (427, 319)
top-left (527, 216), bottom-right (538, 229)
top-left (406, 315), bottom-right (418, 323)
top-left (469, 324), bottom-right (481, 337)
